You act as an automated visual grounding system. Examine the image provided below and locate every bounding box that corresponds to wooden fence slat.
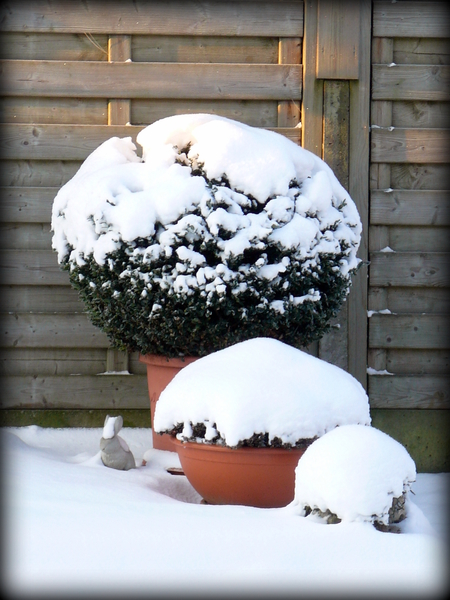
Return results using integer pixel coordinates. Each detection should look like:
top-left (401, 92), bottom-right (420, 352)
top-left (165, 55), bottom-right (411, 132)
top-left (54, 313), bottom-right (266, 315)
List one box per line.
top-left (0, 60), bottom-right (303, 100)
top-left (132, 34), bottom-right (279, 64)
top-left (0, 348), bottom-right (107, 376)
top-left (393, 39), bottom-right (450, 66)
top-left (391, 164), bottom-right (449, 191)
top-left (384, 349), bottom-right (450, 375)
top-left (370, 190), bottom-right (450, 225)
top-left (316, 0), bottom-right (360, 80)
top-left (0, 187), bottom-right (57, 223)
top-left (0, 250), bottom-right (67, 285)
top-left (0, 375), bottom-right (149, 409)
top-left (369, 374), bottom-right (450, 409)
top-left (371, 128), bottom-right (450, 164)
top-left (369, 314), bottom-right (449, 349)
top-left (0, 223), bottom-right (52, 250)
top-left (372, 65), bottom-right (450, 101)
top-left (0, 124), bottom-right (300, 160)
top-left (375, 226), bottom-right (450, 254)
top-left (392, 102), bottom-right (450, 129)
top-left (373, 2), bottom-right (450, 38)
top-left (369, 287), bottom-right (450, 314)
top-left (0, 32), bottom-right (108, 61)
top-left (0, 1), bottom-right (304, 36)
top-left (0, 124), bottom-right (145, 161)
top-left (0, 160), bottom-right (82, 188)
top-left (0, 97), bottom-right (108, 125)
top-left (369, 252), bottom-right (450, 287)
top-left (131, 99), bottom-right (279, 129)
top-left (1, 313), bottom-right (110, 349)
top-left (0, 285), bottom-right (82, 313)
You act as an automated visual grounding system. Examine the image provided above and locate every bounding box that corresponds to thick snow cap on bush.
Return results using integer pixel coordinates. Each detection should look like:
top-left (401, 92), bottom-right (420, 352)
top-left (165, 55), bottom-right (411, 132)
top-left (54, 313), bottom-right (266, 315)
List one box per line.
top-left (154, 338), bottom-right (371, 448)
top-left (51, 113), bottom-right (361, 276)
top-left (292, 424), bottom-right (417, 524)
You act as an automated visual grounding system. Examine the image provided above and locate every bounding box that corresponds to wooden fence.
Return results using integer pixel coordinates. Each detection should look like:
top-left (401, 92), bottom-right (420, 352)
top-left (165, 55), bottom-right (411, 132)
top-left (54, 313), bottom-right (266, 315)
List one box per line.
top-left (0, 0), bottom-right (449, 470)
top-left (368, 1), bottom-right (450, 471)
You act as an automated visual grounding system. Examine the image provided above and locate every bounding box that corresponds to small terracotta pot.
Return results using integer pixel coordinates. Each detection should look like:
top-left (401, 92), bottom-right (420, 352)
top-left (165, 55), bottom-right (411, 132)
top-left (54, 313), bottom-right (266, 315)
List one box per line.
top-left (139, 354), bottom-right (197, 451)
top-left (173, 437), bottom-right (307, 508)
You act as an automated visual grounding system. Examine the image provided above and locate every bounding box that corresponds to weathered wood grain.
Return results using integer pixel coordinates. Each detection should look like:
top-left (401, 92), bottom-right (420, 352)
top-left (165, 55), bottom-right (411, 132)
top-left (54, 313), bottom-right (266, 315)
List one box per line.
top-left (0, 187), bottom-right (58, 223)
top-left (132, 35), bottom-right (279, 64)
top-left (107, 35), bottom-right (131, 126)
top-left (370, 190), bottom-right (450, 226)
top-left (0, 97), bottom-right (107, 125)
top-left (373, 2), bottom-right (450, 38)
top-left (369, 252), bottom-right (450, 287)
top-left (393, 38), bottom-right (450, 66)
top-left (371, 128), bottom-right (450, 164)
top-left (1, 313), bottom-right (110, 349)
top-left (0, 284), bottom-right (83, 313)
top-left (318, 80), bottom-right (350, 371)
top-left (0, 223), bottom-right (52, 250)
top-left (369, 314), bottom-right (449, 349)
top-left (301, 0), bottom-right (324, 157)
top-left (0, 374), bottom-right (149, 409)
top-left (369, 225), bottom-right (450, 253)
top-left (385, 349), bottom-right (450, 375)
top-left (369, 286), bottom-right (450, 314)
top-left (372, 65), bottom-right (450, 101)
top-left (392, 101), bottom-right (450, 128)
top-left (0, 123), bottom-right (300, 160)
top-left (0, 160), bottom-right (81, 187)
top-left (0, 32), bottom-right (108, 60)
top-left (132, 99), bottom-right (279, 128)
top-left (0, 348), bottom-right (107, 376)
top-left (278, 38), bottom-right (301, 128)
top-left (0, 250), bottom-right (67, 285)
top-left (369, 374), bottom-right (450, 409)
top-left (316, 0), bottom-right (360, 79)
top-left (390, 164), bottom-right (449, 191)
top-left (382, 226), bottom-right (450, 253)
top-left (0, 60), bottom-right (303, 100)
top-left (347, 0), bottom-right (372, 388)
top-left (0, 1), bottom-right (304, 36)
top-left (0, 124), bottom-right (144, 161)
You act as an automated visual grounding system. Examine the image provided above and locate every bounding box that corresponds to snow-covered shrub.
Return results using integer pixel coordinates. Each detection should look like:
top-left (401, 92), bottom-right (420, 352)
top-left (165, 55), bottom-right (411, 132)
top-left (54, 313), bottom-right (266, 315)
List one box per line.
top-left (154, 338), bottom-right (371, 448)
top-left (292, 425), bottom-right (416, 530)
top-left (52, 114), bottom-right (362, 357)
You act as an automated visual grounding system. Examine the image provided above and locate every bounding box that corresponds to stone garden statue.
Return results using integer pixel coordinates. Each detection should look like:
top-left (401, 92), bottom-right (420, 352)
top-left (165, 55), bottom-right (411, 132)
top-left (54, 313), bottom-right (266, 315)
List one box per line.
top-left (100, 415), bottom-right (135, 470)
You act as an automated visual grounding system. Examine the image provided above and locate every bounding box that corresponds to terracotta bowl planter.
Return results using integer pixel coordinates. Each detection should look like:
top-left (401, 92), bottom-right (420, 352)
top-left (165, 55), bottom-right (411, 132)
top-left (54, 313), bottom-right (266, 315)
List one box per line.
top-left (173, 437), bottom-right (308, 508)
top-left (139, 354), bottom-right (197, 451)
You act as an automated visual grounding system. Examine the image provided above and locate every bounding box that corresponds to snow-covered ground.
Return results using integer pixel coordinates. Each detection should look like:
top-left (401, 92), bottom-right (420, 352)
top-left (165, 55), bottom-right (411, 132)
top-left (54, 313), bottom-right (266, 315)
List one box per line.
top-left (2, 425), bottom-right (448, 599)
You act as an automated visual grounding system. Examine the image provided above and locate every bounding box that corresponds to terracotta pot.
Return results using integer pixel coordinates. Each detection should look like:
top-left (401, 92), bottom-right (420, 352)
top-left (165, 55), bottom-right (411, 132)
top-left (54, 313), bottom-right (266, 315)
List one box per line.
top-left (139, 354), bottom-right (197, 451)
top-left (173, 437), bottom-right (307, 508)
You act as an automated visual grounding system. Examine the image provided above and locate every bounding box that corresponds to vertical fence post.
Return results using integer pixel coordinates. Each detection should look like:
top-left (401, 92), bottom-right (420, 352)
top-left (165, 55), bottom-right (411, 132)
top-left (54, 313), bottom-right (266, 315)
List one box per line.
top-left (106, 34), bottom-right (132, 374)
top-left (302, 0), bottom-right (371, 388)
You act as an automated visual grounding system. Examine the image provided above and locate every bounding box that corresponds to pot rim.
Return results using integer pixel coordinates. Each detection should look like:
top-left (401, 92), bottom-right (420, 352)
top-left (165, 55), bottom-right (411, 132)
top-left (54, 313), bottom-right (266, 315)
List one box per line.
top-left (139, 353), bottom-right (198, 368)
top-left (172, 436), bottom-right (310, 455)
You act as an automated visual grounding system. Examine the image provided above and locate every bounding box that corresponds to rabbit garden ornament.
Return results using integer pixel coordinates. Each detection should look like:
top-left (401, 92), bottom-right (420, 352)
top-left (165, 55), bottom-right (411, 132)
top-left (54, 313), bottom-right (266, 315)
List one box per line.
top-left (100, 415), bottom-right (136, 470)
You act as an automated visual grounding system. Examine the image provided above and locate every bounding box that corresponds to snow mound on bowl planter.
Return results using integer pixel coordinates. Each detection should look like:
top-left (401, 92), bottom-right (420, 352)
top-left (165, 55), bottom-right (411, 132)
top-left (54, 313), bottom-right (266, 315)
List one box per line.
top-left (153, 338), bottom-right (371, 449)
top-left (51, 113), bottom-right (362, 357)
top-left (292, 424), bottom-right (416, 529)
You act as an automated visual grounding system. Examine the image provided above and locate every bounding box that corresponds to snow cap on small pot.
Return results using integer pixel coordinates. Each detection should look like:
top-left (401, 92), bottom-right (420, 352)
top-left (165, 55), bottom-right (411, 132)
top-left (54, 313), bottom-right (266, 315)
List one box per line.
top-left (154, 338), bottom-right (371, 449)
top-left (292, 424), bottom-right (416, 526)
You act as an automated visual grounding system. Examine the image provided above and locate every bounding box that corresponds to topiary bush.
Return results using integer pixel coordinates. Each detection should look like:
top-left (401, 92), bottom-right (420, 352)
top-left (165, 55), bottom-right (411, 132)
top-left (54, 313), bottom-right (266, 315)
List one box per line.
top-left (52, 114), bottom-right (362, 358)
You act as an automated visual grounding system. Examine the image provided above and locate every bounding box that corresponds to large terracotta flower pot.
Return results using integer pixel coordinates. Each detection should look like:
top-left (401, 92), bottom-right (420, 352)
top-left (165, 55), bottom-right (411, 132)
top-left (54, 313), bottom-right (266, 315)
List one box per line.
top-left (139, 354), bottom-right (197, 451)
top-left (173, 437), bottom-right (308, 508)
